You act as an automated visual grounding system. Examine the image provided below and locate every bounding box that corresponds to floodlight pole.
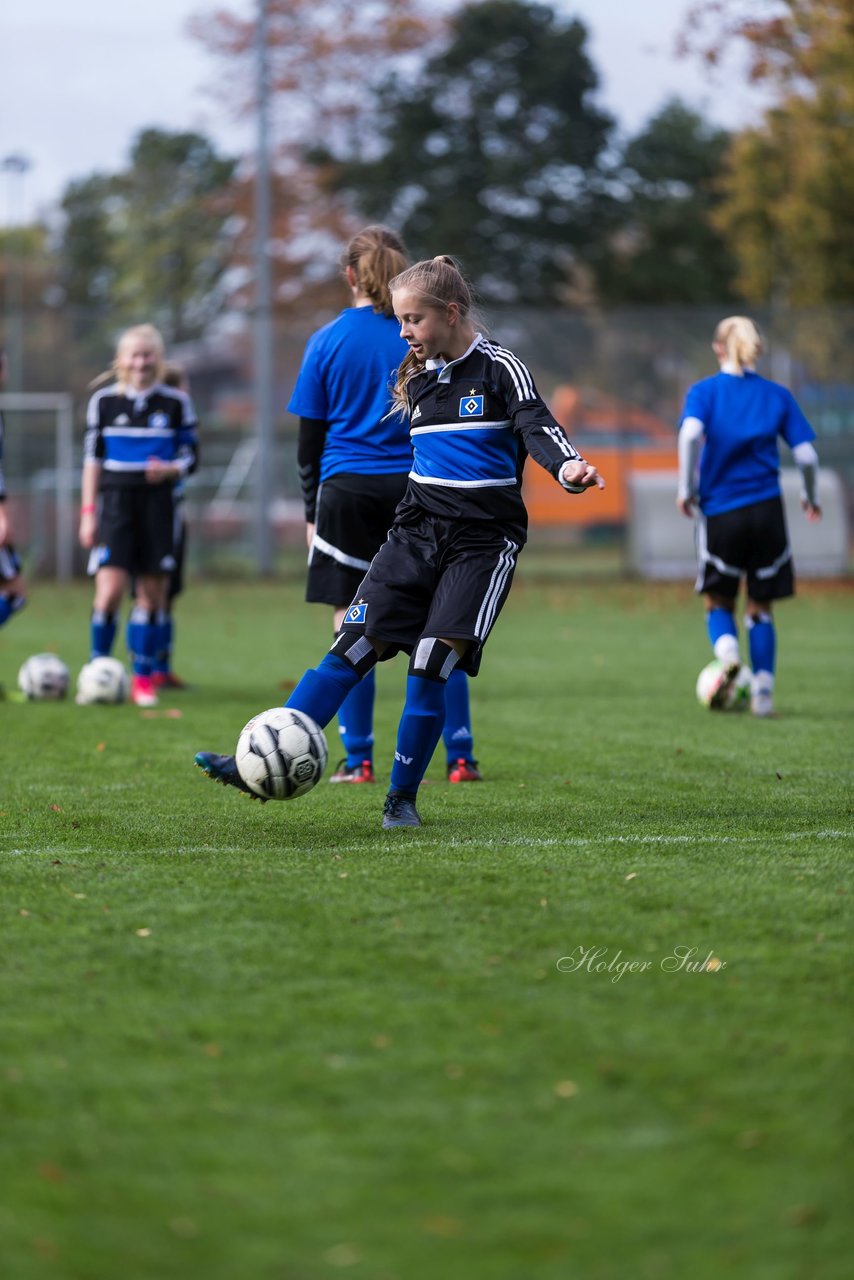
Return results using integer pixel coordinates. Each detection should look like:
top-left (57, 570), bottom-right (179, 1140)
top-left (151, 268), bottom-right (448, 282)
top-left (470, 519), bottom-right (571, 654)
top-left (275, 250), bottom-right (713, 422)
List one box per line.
top-left (253, 0), bottom-right (275, 574)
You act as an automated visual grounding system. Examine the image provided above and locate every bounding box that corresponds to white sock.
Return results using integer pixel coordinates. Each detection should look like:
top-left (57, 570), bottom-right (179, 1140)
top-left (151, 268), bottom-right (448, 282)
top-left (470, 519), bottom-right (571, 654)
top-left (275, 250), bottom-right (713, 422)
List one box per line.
top-left (714, 635), bottom-right (741, 669)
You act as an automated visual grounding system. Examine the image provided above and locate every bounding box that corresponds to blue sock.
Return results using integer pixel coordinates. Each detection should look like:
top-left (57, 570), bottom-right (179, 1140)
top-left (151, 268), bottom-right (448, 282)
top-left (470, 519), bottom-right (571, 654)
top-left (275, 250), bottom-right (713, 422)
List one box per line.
top-left (0, 593), bottom-right (25, 627)
top-left (91, 609), bottom-right (117, 658)
top-left (389, 675), bottom-right (446, 797)
top-left (747, 612), bottom-right (776, 676)
top-left (286, 653), bottom-right (364, 730)
top-left (443, 668), bottom-right (474, 765)
top-left (126, 605), bottom-right (156, 676)
top-left (153, 611), bottom-right (172, 675)
top-left (706, 606), bottom-right (738, 650)
top-left (338, 667), bottom-right (375, 766)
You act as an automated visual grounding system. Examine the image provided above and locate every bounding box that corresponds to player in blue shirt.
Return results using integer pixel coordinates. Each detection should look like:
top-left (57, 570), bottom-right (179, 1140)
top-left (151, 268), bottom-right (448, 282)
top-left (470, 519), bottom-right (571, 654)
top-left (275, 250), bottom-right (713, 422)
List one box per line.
top-left (196, 256), bottom-right (604, 827)
top-left (677, 315), bottom-right (821, 717)
top-left (289, 226), bottom-right (482, 785)
top-left (0, 347), bottom-right (27, 643)
top-left (80, 324), bottom-right (199, 707)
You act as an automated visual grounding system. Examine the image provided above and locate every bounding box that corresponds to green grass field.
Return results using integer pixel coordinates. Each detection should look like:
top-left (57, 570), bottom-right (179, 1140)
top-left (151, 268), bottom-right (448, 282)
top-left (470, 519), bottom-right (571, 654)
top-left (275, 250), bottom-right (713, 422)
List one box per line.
top-left (1, 559), bottom-right (851, 1280)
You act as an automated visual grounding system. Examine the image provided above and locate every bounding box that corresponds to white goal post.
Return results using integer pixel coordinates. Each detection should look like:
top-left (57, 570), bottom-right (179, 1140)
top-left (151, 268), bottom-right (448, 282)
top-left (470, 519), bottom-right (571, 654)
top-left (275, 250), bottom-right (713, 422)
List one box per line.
top-left (0, 392), bottom-right (76, 581)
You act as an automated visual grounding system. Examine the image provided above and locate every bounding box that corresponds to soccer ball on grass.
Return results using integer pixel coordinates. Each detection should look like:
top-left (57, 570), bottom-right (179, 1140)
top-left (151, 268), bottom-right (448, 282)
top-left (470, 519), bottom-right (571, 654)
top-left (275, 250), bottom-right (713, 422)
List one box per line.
top-left (76, 657), bottom-right (130, 705)
top-left (696, 660), bottom-right (751, 711)
top-left (18, 653), bottom-right (70, 700)
top-left (235, 707), bottom-right (328, 800)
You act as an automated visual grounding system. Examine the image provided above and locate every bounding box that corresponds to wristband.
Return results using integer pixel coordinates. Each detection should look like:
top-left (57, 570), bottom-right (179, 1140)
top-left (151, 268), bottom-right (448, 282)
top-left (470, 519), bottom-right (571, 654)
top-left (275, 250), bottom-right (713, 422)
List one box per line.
top-left (81, 504), bottom-right (96, 515)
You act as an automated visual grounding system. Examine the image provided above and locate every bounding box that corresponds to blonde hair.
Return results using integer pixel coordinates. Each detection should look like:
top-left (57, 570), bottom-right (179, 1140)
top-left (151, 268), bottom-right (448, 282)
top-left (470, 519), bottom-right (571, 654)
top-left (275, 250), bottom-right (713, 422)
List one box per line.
top-left (88, 323), bottom-right (167, 392)
top-left (388, 255), bottom-right (479, 414)
top-left (341, 225), bottom-right (408, 317)
top-left (714, 316), bottom-right (763, 373)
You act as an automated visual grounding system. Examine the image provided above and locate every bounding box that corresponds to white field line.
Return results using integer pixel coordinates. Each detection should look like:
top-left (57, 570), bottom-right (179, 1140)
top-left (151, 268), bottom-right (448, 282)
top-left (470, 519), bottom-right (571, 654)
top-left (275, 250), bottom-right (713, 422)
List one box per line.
top-left (2, 829), bottom-right (851, 857)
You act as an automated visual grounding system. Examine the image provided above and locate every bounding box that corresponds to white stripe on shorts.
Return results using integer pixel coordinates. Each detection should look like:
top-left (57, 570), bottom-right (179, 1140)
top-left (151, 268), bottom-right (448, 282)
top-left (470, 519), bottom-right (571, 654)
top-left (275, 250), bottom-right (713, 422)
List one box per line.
top-left (474, 539), bottom-right (519, 641)
top-left (310, 533), bottom-right (372, 572)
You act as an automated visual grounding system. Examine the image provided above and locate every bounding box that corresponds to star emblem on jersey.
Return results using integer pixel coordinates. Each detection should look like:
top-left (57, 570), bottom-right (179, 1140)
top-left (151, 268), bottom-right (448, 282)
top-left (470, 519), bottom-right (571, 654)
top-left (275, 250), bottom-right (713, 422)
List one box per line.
top-left (460, 394), bottom-right (484, 417)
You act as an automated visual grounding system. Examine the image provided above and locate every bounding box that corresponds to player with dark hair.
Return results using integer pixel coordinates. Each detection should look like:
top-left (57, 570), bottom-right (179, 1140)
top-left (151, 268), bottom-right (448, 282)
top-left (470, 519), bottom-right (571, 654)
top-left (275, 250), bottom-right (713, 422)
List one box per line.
top-left (677, 315), bottom-right (821, 717)
top-left (196, 256), bottom-right (604, 827)
top-left (290, 225), bottom-right (482, 785)
top-left (0, 346), bottom-right (27, 640)
top-left (80, 325), bottom-right (199, 707)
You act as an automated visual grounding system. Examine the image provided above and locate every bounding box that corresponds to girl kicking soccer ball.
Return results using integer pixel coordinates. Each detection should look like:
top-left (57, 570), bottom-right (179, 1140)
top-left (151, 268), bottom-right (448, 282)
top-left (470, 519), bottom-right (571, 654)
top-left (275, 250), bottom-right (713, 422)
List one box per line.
top-left (196, 256), bottom-right (604, 827)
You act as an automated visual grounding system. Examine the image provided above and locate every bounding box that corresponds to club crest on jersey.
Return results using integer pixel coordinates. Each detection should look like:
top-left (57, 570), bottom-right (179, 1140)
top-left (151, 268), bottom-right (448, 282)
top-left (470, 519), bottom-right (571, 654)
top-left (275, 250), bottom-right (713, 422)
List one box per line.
top-left (149, 411), bottom-right (169, 429)
top-left (346, 602), bottom-right (368, 625)
top-left (459, 394), bottom-right (484, 418)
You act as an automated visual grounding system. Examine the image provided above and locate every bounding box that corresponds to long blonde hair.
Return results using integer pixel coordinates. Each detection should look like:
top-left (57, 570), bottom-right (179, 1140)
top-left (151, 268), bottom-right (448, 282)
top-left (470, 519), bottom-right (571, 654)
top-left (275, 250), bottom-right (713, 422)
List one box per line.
top-left (341, 225), bottom-right (408, 317)
top-left (714, 316), bottom-right (763, 373)
top-left (388, 255), bottom-right (479, 415)
top-left (88, 323), bottom-right (166, 391)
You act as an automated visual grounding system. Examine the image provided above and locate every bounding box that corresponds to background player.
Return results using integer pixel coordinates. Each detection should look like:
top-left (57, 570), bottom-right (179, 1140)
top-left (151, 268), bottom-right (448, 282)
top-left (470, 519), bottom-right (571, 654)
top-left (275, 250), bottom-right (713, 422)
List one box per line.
top-left (290, 225), bottom-right (482, 784)
top-left (677, 315), bottom-right (821, 717)
top-left (0, 346), bottom-right (27, 645)
top-left (196, 256), bottom-right (604, 827)
top-left (79, 324), bottom-right (199, 707)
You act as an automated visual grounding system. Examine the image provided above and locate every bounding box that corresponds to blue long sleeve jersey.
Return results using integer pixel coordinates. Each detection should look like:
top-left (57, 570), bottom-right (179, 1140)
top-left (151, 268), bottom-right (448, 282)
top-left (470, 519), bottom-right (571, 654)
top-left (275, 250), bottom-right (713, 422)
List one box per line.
top-left (395, 333), bottom-right (584, 541)
top-left (84, 382), bottom-right (199, 488)
top-left (680, 370), bottom-right (815, 516)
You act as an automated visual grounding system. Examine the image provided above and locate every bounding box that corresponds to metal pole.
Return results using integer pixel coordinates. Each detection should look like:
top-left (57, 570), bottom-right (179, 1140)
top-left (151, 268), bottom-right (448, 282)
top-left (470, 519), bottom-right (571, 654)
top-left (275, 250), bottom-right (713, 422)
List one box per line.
top-left (2, 153), bottom-right (32, 393)
top-left (253, 0), bottom-right (275, 574)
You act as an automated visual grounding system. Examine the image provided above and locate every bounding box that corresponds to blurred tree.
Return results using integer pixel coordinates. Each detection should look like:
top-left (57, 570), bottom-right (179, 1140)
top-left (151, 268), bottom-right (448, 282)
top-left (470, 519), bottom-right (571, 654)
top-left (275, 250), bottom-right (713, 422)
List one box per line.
top-left (596, 100), bottom-right (738, 303)
top-left (326, 0), bottom-right (614, 304)
top-left (681, 0), bottom-right (854, 303)
top-left (59, 129), bottom-right (238, 349)
top-left (188, 0), bottom-right (439, 311)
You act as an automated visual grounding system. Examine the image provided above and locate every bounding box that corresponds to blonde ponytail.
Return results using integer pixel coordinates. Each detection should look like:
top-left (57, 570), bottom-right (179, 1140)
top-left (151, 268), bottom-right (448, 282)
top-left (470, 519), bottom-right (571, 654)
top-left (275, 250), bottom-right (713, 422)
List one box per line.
top-left (714, 316), bottom-right (763, 373)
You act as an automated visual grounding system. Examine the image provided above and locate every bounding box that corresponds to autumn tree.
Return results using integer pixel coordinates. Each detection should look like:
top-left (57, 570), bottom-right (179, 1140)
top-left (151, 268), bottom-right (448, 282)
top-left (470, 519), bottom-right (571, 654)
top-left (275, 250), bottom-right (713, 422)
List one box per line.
top-left (681, 0), bottom-right (854, 303)
top-left (188, 0), bottom-right (440, 309)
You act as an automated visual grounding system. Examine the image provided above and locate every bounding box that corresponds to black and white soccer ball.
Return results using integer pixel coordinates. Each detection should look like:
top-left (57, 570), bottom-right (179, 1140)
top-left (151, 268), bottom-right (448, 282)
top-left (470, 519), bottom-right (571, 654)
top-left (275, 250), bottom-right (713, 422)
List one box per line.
top-left (235, 707), bottom-right (328, 800)
top-left (18, 653), bottom-right (70, 700)
top-left (76, 657), bottom-right (131, 705)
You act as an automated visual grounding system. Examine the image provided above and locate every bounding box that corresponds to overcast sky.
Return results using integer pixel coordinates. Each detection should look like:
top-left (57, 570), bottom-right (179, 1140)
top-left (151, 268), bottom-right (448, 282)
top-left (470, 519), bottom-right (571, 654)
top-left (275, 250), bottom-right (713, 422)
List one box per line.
top-left (1, 0), bottom-right (765, 226)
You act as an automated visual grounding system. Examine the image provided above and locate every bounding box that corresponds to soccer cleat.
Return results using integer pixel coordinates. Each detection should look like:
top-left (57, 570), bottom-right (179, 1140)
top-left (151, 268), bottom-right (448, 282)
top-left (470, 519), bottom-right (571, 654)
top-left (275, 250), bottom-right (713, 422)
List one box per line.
top-left (751, 688), bottom-right (776, 718)
top-left (330, 758), bottom-right (376, 784)
top-left (131, 674), bottom-right (159, 708)
top-left (152, 671), bottom-right (189, 690)
top-left (194, 751), bottom-right (266, 801)
top-left (708, 661), bottom-right (741, 710)
top-left (447, 757), bottom-right (483, 783)
top-left (382, 793), bottom-right (422, 829)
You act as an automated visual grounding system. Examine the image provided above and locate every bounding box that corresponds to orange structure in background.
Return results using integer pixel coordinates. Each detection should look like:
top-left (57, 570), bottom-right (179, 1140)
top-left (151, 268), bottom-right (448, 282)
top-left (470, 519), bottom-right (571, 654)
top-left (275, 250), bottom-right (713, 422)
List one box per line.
top-left (524, 383), bottom-right (678, 527)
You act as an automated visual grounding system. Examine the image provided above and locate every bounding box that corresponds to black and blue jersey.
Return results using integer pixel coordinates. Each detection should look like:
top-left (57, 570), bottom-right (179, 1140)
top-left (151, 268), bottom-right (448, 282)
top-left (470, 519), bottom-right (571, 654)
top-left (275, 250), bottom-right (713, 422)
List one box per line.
top-left (396, 333), bottom-right (582, 537)
top-left (681, 371), bottom-right (815, 516)
top-left (84, 382), bottom-right (198, 489)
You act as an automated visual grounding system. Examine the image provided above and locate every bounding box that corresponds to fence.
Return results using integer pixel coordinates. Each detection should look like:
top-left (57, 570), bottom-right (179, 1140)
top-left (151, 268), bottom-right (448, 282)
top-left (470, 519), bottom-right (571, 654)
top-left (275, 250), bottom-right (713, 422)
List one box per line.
top-left (2, 305), bottom-right (852, 579)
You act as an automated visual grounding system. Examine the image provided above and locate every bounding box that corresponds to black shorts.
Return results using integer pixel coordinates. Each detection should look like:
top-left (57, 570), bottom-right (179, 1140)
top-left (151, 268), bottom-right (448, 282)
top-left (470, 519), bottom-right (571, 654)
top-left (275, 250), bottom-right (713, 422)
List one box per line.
top-left (338, 511), bottom-right (522, 676)
top-left (696, 496), bottom-right (794, 602)
top-left (0, 543), bottom-right (22, 584)
top-left (91, 485), bottom-right (177, 577)
top-left (307, 472), bottom-right (408, 606)
top-left (129, 501), bottom-right (186, 601)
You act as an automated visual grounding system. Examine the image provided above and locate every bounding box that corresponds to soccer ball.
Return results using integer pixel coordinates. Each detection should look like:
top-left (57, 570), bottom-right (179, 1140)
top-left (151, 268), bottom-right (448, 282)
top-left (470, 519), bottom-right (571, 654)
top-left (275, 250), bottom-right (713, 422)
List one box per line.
top-left (76, 657), bottom-right (130, 705)
top-left (18, 653), bottom-right (70, 700)
top-left (235, 707), bottom-right (328, 800)
top-left (696, 660), bottom-right (751, 711)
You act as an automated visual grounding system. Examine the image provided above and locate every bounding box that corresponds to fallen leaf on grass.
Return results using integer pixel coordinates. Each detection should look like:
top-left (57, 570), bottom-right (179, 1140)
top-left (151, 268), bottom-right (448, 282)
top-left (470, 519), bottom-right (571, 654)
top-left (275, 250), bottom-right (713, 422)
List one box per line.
top-left (625, 872), bottom-right (638, 881)
top-left (38, 1163), bottom-right (65, 1183)
top-left (422, 1215), bottom-right (463, 1237)
top-left (50, 805), bottom-right (62, 812)
top-left (135, 927), bottom-right (152, 937)
top-left (96, 742), bottom-right (106, 752)
top-left (554, 1080), bottom-right (579, 1098)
